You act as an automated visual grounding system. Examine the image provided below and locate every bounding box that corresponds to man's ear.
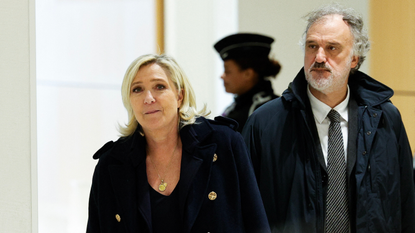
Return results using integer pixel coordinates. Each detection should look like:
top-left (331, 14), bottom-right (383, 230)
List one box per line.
top-left (350, 55), bottom-right (359, 69)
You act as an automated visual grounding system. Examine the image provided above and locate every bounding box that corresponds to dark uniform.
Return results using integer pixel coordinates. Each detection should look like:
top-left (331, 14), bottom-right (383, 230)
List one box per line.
top-left (214, 33), bottom-right (279, 132)
top-left (222, 79), bottom-right (277, 132)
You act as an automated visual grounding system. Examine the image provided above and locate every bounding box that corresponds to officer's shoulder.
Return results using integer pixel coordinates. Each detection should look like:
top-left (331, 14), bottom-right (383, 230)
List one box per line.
top-left (208, 116), bottom-right (239, 132)
top-left (93, 141), bottom-right (115, 160)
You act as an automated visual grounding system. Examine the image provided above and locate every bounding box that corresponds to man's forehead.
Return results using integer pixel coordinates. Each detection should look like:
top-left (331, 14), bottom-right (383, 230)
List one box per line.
top-left (306, 14), bottom-right (353, 42)
top-left (316, 14), bottom-right (346, 23)
top-left (309, 14), bottom-right (349, 30)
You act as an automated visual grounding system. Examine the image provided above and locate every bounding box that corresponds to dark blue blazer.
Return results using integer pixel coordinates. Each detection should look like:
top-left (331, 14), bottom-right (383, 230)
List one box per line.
top-left (87, 116), bottom-right (270, 233)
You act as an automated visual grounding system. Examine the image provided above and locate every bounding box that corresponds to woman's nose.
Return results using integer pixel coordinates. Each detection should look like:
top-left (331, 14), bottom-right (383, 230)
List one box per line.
top-left (220, 73), bottom-right (226, 80)
top-left (144, 90), bottom-right (155, 104)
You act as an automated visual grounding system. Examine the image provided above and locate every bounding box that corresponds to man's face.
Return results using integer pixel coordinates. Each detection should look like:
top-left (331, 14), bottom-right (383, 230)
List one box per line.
top-left (304, 14), bottom-right (358, 95)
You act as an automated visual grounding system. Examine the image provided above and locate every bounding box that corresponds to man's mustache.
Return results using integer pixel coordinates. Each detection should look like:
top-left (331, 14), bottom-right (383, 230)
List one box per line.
top-left (311, 62), bottom-right (331, 72)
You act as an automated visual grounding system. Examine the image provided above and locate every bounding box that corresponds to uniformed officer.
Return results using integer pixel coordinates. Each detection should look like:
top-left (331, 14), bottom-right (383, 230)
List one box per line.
top-left (214, 33), bottom-right (281, 132)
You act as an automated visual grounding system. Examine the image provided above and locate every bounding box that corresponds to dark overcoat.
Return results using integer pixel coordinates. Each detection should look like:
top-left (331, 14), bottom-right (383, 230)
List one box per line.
top-left (242, 68), bottom-right (415, 232)
top-left (87, 116), bottom-right (270, 233)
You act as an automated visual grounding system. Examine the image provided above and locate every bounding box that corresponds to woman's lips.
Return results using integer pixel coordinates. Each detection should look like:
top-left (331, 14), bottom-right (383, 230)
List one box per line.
top-left (145, 110), bottom-right (160, 114)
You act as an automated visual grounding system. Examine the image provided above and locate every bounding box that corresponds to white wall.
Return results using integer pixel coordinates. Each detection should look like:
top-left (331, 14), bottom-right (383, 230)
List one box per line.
top-left (0, 0), bottom-right (37, 232)
top-left (36, 0), bottom-right (155, 232)
top-left (165, 0), bottom-right (238, 117)
top-left (238, 0), bottom-right (370, 95)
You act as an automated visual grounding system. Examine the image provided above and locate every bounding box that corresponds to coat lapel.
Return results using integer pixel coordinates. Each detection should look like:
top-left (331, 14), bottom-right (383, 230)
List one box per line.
top-left (347, 96), bottom-right (358, 232)
top-left (108, 163), bottom-right (139, 233)
top-left (179, 123), bottom-right (217, 233)
top-left (347, 96), bottom-right (358, 179)
top-left (108, 134), bottom-right (152, 232)
top-left (300, 105), bottom-right (326, 172)
top-left (135, 158), bottom-right (152, 232)
top-left (182, 145), bottom-right (216, 232)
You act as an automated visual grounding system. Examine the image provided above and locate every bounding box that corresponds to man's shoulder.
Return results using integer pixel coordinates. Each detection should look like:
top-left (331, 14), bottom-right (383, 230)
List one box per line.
top-left (250, 96), bottom-right (292, 120)
top-left (379, 100), bottom-right (399, 113)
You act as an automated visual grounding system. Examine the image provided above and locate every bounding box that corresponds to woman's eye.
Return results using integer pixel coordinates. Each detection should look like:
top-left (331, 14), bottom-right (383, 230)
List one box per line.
top-left (132, 87), bottom-right (142, 93)
top-left (156, 84), bottom-right (166, 90)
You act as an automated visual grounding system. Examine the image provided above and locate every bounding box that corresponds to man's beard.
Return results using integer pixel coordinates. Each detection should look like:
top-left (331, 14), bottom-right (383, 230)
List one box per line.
top-left (305, 57), bottom-right (352, 95)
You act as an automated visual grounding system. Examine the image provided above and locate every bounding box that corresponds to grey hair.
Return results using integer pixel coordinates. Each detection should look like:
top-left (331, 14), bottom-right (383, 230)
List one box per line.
top-left (300, 3), bottom-right (370, 72)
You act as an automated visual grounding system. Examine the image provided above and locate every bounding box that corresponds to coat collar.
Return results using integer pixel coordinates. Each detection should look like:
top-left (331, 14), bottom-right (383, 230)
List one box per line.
top-left (283, 67), bottom-right (394, 108)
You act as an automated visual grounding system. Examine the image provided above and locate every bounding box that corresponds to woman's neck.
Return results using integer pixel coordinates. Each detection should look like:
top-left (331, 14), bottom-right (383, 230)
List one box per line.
top-left (145, 128), bottom-right (180, 158)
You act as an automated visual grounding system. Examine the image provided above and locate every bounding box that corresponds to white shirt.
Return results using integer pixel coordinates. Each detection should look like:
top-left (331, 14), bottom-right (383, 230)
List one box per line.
top-left (307, 85), bottom-right (349, 166)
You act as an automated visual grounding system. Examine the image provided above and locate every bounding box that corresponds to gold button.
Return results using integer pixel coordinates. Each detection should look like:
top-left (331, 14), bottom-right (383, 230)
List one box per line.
top-left (208, 191), bottom-right (217, 200)
top-left (115, 214), bottom-right (121, 222)
top-left (213, 153), bottom-right (218, 162)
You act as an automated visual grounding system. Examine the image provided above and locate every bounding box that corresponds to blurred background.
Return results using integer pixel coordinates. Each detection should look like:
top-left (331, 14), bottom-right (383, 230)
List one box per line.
top-left (1, 0), bottom-right (414, 232)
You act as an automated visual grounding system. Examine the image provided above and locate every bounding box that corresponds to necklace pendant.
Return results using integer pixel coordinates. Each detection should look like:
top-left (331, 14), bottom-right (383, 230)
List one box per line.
top-left (158, 180), bottom-right (167, 192)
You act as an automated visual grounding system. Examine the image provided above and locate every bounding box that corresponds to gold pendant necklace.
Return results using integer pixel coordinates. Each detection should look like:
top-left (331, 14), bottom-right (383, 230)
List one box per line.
top-left (149, 139), bottom-right (179, 192)
top-left (158, 180), bottom-right (167, 192)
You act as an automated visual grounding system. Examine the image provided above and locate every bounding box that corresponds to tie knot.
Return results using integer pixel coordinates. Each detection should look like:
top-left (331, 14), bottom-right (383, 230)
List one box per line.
top-left (327, 109), bottom-right (341, 123)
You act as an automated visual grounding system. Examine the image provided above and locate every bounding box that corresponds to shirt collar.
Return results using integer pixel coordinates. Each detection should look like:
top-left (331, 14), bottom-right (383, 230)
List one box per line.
top-left (307, 85), bottom-right (350, 123)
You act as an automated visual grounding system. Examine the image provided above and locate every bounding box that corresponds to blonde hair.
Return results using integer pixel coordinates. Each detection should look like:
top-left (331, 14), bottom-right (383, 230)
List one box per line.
top-left (118, 54), bottom-right (210, 137)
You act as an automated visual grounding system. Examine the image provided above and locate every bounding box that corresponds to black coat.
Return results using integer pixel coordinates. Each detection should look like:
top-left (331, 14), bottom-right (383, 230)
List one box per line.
top-left (87, 116), bottom-right (270, 233)
top-left (242, 68), bottom-right (415, 232)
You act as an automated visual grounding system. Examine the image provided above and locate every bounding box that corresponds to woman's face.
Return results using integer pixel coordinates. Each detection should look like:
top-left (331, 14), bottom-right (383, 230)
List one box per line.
top-left (130, 63), bottom-right (183, 134)
top-left (221, 59), bottom-right (253, 95)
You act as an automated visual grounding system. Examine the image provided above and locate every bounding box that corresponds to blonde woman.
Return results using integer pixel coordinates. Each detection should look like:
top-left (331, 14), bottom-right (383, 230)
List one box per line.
top-left (87, 54), bottom-right (270, 233)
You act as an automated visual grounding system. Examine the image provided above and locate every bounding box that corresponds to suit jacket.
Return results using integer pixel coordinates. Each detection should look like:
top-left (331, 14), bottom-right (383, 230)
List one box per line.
top-left (87, 116), bottom-right (270, 233)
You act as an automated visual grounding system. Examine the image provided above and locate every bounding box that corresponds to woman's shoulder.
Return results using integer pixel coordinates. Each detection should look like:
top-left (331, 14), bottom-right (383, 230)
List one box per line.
top-left (188, 116), bottom-right (243, 150)
top-left (92, 135), bottom-right (133, 161)
top-left (93, 141), bottom-right (116, 160)
top-left (195, 116), bottom-right (239, 133)
top-left (209, 116), bottom-right (239, 131)
top-left (185, 116), bottom-right (241, 142)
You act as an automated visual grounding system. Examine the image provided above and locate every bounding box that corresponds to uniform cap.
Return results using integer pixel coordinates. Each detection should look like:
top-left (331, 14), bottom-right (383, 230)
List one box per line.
top-left (214, 33), bottom-right (274, 60)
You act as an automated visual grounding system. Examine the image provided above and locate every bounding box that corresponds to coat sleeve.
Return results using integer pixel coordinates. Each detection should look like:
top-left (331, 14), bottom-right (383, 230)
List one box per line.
top-left (232, 132), bottom-right (271, 233)
top-left (392, 108), bottom-right (415, 232)
top-left (86, 162), bottom-right (101, 233)
top-left (242, 115), bottom-right (263, 186)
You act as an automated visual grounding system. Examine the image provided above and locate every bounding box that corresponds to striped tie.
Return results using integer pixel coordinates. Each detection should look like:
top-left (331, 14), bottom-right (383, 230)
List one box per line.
top-left (325, 110), bottom-right (349, 232)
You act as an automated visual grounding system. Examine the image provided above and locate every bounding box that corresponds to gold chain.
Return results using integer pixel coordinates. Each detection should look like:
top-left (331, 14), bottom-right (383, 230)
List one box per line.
top-left (148, 138), bottom-right (179, 192)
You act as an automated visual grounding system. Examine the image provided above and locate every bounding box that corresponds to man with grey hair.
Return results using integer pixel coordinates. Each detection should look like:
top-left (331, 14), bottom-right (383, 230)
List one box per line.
top-left (242, 3), bottom-right (415, 232)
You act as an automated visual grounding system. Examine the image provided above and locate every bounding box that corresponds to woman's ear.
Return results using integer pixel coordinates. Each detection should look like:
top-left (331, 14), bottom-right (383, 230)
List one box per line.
top-left (177, 89), bottom-right (184, 108)
top-left (243, 68), bottom-right (255, 80)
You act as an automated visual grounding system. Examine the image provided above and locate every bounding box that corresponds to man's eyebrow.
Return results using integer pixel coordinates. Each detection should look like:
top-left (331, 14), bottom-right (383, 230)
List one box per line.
top-left (326, 41), bottom-right (342, 46)
top-left (305, 39), bottom-right (317, 44)
top-left (305, 40), bottom-right (342, 47)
